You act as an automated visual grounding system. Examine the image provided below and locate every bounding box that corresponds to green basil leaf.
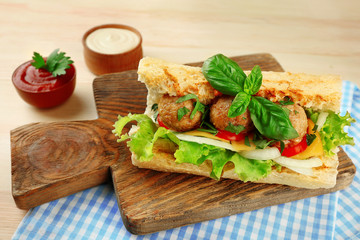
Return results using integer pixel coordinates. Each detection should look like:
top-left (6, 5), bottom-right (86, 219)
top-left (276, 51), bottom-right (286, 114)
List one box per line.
top-left (202, 54), bottom-right (246, 96)
top-left (244, 65), bottom-right (262, 95)
top-left (176, 94), bottom-right (199, 103)
top-left (248, 96), bottom-right (299, 140)
top-left (228, 92), bottom-right (251, 118)
top-left (225, 122), bottom-right (245, 134)
top-left (177, 107), bottom-right (190, 120)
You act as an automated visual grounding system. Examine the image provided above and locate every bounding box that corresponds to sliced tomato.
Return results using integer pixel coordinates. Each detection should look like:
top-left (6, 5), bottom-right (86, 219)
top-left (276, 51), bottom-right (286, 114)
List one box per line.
top-left (157, 115), bottom-right (169, 129)
top-left (280, 135), bottom-right (308, 157)
top-left (215, 129), bottom-right (246, 141)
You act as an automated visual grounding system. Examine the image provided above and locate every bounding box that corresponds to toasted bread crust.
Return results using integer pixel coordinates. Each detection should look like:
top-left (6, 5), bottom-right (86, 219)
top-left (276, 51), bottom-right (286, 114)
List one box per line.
top-left (138, 57), bottom-right (217, 116)
top-left (257, 71), bottom-right (341, 112)
top-left (138, 57), bottom-right (342, 114)
top-left (131, 139), bottom-right (339, 189)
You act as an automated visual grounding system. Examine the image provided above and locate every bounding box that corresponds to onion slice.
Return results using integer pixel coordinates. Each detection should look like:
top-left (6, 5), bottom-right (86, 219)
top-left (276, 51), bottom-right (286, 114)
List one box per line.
top-left (239, 148), bottom-right (280, 160)
top-left (316, 112), bottom-right (329, 130)
top-left (273, 156), bottom-right (323, 176)
top-left (283, 165), bottom-right (314, 176)
top-left (175, 133), bottom-right (235, 151)
top-left (273, 156), bottom-right (323, 168)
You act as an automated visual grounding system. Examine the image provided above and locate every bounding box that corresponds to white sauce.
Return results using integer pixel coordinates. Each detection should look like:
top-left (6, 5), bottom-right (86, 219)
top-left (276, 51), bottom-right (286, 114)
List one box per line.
top-left (86, 28), bottom-right (140, 54)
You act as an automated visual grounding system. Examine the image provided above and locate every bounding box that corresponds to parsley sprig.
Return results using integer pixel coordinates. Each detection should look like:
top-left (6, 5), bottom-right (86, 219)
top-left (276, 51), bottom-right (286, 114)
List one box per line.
top-left (225, 122), bottom-right (245, 134)
top-left (176, 94), bottom-right (206, 120)
top-left (31, 49), bottom-right (74, 77)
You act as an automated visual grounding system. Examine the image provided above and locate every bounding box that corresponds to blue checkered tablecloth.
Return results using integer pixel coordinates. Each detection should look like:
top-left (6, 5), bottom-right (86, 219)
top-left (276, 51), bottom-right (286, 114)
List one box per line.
top-left (12, 81), bottom-right (360, 240)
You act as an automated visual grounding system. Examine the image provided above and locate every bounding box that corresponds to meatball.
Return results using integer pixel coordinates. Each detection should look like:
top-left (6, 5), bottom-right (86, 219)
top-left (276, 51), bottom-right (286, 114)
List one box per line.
top-left (282, 104), bottom-right (308, 146)
top-left (158, 94), bottom-right (202, 132)
top-left (210, 95), bottom-right (253, 132)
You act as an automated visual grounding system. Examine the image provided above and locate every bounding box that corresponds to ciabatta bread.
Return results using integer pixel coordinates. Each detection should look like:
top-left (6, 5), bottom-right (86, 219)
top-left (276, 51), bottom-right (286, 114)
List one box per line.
top-left (134, 57), bottom-right (343, 189)
top-left (131, 139), bottom-right (339, 189)
top-left (138, 57), bottom-right (341, 116)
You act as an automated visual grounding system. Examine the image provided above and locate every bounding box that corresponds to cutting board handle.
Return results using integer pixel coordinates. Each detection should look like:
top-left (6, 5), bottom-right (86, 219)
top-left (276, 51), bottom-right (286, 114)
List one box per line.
top-left (11, 118), bottom-right (120, 209)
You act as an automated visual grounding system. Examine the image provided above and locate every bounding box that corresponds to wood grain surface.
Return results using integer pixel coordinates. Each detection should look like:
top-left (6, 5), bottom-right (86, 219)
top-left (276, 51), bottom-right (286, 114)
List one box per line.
top-left (10, 54), bottom-right (356, 234)
top-left (11, 119), bottom-right (118, 209)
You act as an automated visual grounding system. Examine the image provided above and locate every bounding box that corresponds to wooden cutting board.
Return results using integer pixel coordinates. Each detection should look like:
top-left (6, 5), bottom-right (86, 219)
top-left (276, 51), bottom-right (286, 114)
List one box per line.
top-left (11, 53), bottom-right (356, 235)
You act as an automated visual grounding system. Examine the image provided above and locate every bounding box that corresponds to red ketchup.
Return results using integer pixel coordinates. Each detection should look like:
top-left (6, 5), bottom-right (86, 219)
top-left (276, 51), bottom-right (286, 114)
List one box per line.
top-left (13, 61), bottom-right (75, 92)
top-left (12, 60), bottom-right (76, 108)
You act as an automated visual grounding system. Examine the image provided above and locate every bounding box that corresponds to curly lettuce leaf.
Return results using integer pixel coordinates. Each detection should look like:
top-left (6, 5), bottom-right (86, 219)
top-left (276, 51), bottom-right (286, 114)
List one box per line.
top-left (174, 140), bottom-right (273, 181)
top-left (174, 140), bottom-right (218, 165)
top-left (320, 111), bottom-right (355, 156)
top-left (307, 109), bottom-right (355, 156)
top-left (113, 114), bottom-right (179, 162)
top-left (230, 154), bottom-right (274, 182)
top-left (113, 113), bottom-right (154, 141)
top-left (114, 113), bottom-right (274, 181)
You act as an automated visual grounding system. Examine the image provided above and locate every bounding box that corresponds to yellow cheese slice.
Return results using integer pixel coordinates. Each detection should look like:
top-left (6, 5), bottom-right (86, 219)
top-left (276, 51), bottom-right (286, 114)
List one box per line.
top-left (184, 130), bottom-right (229, 143)
top-left (230, 139), bottom-right (256, 151)
top-left (291, 119), bottom-right (324, 159)
top-left (183, 119), bottom-right (324, 159)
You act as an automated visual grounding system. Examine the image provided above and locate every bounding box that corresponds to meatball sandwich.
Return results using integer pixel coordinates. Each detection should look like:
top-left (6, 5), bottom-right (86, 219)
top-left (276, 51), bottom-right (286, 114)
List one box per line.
top-left (113, 55), bottom-right (355, 189)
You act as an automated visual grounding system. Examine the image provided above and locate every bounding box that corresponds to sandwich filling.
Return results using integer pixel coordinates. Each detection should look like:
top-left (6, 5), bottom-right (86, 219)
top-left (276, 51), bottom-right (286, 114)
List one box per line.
top-left (113, 54), bottom-right (355, 183)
